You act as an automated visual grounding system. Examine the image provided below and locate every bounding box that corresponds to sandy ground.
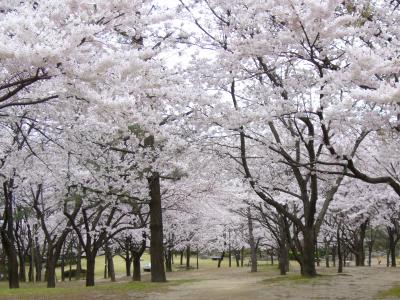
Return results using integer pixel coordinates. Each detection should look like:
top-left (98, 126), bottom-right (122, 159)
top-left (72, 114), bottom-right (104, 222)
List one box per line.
top-left (138, 265), bottom-right (400, 300)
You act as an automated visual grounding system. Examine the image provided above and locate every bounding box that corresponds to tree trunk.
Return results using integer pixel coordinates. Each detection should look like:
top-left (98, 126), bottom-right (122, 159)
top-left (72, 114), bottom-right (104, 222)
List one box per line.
top-left (186, 245), bottom-right (191, 269)
top-left (106, 248), bottom-right (116, 282)
top-left (332, 245), bottom-right (336, 267)
top-left (86, 255), bottom-right (96, 287)
top-left (103, 255), bottom-right (108, 279)
top-left (241, 247), bottom-right (244, 267)
top-left (180, 251), bottom-right (184, 265)
top-left (218, 251), bottom-right (225, 268)
top-left (196, 248), bottom-right (199, 270)
top-left (388, 228), bottom-right (397, 267)
top-left (18, 254), bottom-right (26, 282)
top-left (132, 254), bottom-right (141, 281)
top-left (337, 229), bottom-right (343, 273)
top-left (368, 243), bottom-right (373, 267)
top-left (46, 256), bottom-right (57, 288)
top-left (301, 228), bottom-right (316, 277)
top-left (165, 249), bottom-right (172, 272)
top-left (1, 180), bottom-right (19, 288)
top-left (148, 171), bottom-right (166, 282)
top-left (125, 251), bottom-right (132, 276)
top-left (324, 240), bottom-right (330, 268)
top-left (278, 216), bottom-right (288, 275)
top-left (247, 208), bottom-right (257, 272)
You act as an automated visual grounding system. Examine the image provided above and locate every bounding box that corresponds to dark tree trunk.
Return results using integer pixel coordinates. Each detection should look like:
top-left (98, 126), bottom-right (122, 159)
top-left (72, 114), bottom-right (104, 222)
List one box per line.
top-left (217, 251), bottom-right (225, 268)
top-left (337, 229), bottom-right (343, 273)
top-left (125, 247), bottom-right (132, 276)
top-left (165, 249), bottom-right (172, 272)
top-left (1, 180), bottom-right (19, 288)
top-left (28, 254), bottom-right (34, 282)
top-left (324, 240), bottom-right (330, 268)
top-left (104, 254), bottom-right (108, 279)
top-left (301, 228), bottom-right (316, 277)
top-left (35, 241), bottom-right (42, 282)
top-left (18, 254), bottom-right (26, 282)
top-left (332, 245), bottom-right (336, 267)
top-left (132, 254), bottom-right (141, 281)
top-left (148, 171), bottom-right (166, 282)
top-left (46, 256), bottom-right (57, 288)
top-left (235, 250), bottom-right (240, 267)
top-left (247, 208), bottom-right (257, 272)
top-left (86, 255), bottom-right (96, 287)
top-left (180, 251), bottom-right (184, 265)
top-left (354, 221), bottom-right (367, 266)
top-left (105, 247), bottom-right (116, 282)
top-left (278, 216), bottom-right (288, 275)
top-left (241, 247), bottom-right (244, 267)
top-left (196, 248), bottom-right (199, 269)
top-left (388, 228), bottom-right (397, 267)
top-left (186, 245), bottom-right (191, 269)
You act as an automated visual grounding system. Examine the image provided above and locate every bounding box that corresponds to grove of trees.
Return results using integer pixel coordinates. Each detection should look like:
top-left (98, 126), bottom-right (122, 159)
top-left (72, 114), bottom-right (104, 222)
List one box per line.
top-left (0, 0), bottom-right (399, 290)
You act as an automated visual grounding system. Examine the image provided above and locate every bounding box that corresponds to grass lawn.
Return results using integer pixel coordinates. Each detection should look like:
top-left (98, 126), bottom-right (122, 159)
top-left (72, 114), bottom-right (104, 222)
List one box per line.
top-left (376, 286), bottom-right (400, 299)
top-left (0, 253), bottom-right (273, 298)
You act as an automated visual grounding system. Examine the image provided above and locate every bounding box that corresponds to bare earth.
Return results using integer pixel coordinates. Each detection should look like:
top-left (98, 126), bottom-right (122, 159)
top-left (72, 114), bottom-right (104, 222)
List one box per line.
top-left (138, 265), bottom-right (400, 300)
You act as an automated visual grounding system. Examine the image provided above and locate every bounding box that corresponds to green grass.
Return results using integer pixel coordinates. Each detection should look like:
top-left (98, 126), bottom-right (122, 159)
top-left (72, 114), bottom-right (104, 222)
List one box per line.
top-left (376, 286), bottom-right (400, 299)
top-left (0, 279), bottom-right (195, 299)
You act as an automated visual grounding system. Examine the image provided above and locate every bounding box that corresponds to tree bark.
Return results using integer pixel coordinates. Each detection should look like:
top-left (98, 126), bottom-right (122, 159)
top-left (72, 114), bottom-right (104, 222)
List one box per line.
top-left (247, 208), bottom-right (257, 272)
top-left (1, 180), bottom-right (19, 288)
top-left (186, 245), bottom-right (191, 269)
top-left (132, 254), bottom-right (141, 281)
top-left (337, 229), bottom-right (343, 273)
top-left (86, 255), bottom-right (96, 287)
top-left (301, 228), bottom-right (316, 277)
top-left (105, 247), bottom-right (116, 282)
top-left (148, 171), bottom-right (166, 282)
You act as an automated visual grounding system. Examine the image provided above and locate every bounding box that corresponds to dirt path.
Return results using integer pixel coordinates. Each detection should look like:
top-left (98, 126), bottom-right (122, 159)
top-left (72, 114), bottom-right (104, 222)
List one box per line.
top-left (142, 266), bottom-right (400, 300)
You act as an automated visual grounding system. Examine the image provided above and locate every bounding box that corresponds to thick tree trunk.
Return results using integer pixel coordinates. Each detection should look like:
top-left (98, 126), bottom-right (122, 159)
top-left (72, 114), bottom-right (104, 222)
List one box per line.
top-left (388, 228), bottom-right (397, 267)
top-left (301, 228), bottom-right (316, 277)
top-left (46, 256), bottom-right (57, 288)
top-left (86, 255), bottom-right (96, 287)
top-left (1, 180), bottom-right (19, 288)
top-left (18, 254), bottom-right (26, 282)
top-left (278, 216), bottom-right (288, 275)
top-left (132, 254), bottom-right (141, 281)
top-left (148, 172), bottom-right (166, 282)
top-left (125, 253), bottom-right (132, 276)
top-left (247, 208), bottom-right (257, 272)
top-left (186, 245), bottom-right (191, 269)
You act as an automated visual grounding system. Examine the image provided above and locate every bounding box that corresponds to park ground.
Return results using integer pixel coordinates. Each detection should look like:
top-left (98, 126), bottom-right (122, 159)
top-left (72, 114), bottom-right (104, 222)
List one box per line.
top-left (1, 256), bottom-right (400, 299)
